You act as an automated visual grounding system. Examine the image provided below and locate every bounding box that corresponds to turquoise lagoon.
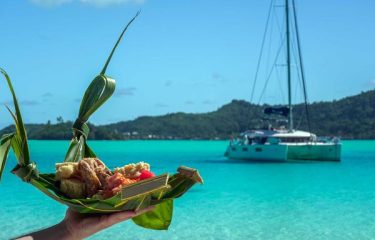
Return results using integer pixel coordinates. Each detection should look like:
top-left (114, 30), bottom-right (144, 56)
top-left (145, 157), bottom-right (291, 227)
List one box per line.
top-left (0, 140), bottom-right (375, 240)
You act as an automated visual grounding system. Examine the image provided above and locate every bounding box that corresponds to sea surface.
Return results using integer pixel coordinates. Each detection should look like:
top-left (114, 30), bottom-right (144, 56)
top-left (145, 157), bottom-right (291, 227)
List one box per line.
top-left (0, 140), bottom-right (374, 240)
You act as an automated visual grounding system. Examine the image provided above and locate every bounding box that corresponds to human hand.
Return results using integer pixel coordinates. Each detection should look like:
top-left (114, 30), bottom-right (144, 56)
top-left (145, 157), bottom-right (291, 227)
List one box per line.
top-left (15, 206), bottom-right (155, 240)
top-left (62, 206), bottom-right (155, 239)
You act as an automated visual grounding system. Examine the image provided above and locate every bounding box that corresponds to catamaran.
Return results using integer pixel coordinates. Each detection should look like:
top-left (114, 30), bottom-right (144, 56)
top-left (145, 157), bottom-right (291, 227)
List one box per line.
top-left (225, 0), bottom-right (341, 161)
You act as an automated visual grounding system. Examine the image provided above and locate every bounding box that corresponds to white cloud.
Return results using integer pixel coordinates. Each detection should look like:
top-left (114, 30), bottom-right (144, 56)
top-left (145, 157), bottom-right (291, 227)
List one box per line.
top-left (30, 0), bottom-right (145, 7)
top-left (2, 100), bottom-right (40, 106)
top-left (364, 79), bottom-right (375, 88)
top-left (30, 0), bottom-right (73, 7)
top-left (202, 99), bottom-right (215, 105)
top-left (212, 72), bottom-right (228, 82)
top-left (155, 103), bottom-right (168, 108)
top-left (42, 92), bottom-right (54, 98)
top-left (80, 0), bottom-right (145, 7)
top-left (115, 87), bottom-right (137, 97)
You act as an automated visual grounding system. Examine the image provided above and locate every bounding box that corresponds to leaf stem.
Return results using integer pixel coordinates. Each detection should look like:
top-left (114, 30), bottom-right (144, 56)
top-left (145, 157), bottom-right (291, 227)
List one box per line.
top-left (100, 11), bottom-right (140, 75)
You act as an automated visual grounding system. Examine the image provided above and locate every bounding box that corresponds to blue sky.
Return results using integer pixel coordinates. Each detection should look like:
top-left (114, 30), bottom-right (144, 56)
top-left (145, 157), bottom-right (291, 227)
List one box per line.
top-left (0, 0), bottom-right (375, 128)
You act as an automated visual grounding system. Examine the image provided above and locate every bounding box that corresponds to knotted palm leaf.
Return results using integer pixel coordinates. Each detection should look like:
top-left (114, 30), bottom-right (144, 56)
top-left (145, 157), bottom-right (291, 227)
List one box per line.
top-left (0, 12), bottom-right (203, 230)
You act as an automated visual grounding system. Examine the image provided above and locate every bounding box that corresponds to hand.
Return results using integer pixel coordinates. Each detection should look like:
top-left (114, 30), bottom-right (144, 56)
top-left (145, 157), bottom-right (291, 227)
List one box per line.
top-left (15, 206), bottom-right (155, 240)
top-left (63, 206), bottom-right (155, 239)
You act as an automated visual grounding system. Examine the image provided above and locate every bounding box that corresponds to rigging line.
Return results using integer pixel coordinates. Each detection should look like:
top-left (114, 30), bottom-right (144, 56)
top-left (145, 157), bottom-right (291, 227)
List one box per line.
top-left (290, 23), bottom-right (303, 103)
top-left (273, 2), bottom-right (287, 105)
top-left (289, 2), bottom-right (305, 130)
top-left (292, 0), bottom-right (312, 134)
top-left (290, 42), bottom-right (305, 131)
top-left (257, 34), bottom-right (286, 105)
top-left (290, 21), bottom-right (306, 132)
top-left (296, 105), bottom-right (304, 129)
top-left (264, 5), bottom-right (274, 83)
top-left (273, 2), bottom-right (285, 40)
top-left (250, 0), bottom-right (274, 104)
top-left (275, 64), bottom-right (286, 102)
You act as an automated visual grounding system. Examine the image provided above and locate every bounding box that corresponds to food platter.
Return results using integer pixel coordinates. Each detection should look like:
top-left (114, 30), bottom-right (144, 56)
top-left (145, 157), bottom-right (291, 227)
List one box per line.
top-left (31, 165), bottom-right (202, 215)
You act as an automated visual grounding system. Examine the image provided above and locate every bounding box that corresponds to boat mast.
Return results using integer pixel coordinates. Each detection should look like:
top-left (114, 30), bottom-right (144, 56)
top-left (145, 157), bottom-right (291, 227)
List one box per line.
top-left (285, 0), bottom-right (293, 131)
top-left (292, 0), bottom-right (312, 135)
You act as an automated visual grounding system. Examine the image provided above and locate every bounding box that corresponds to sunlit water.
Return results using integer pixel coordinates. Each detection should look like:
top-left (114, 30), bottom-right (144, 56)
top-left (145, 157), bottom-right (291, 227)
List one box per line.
top-left (0, 140), bottom-right (374, 240)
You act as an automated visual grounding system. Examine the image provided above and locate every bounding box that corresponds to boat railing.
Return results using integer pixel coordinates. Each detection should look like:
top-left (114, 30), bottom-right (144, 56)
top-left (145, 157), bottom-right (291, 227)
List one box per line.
top-left (316, 136), bottom-right (341, 144)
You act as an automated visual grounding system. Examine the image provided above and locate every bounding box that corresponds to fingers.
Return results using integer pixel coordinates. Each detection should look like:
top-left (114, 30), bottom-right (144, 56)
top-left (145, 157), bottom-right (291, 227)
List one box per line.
top-left (135, 206), bottom-right (155, 216)
top-left (106, 206), bottom-right (155, 225)
top-left (110, 211), bottom-right (137, 222)
top-left (65, 207), bottom-right (81, 221)
top-left (64, 205), bottom-right (157, 233)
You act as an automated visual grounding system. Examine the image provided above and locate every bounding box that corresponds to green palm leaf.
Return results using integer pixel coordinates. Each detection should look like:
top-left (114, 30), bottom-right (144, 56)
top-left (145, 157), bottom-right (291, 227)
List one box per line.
top-left (65, 12), bottom-right (140, 162)
top-left (132, 200), bottom-right (174, 230)
top-left (0, 133), bottom-right (14, 181)
top-left (0, 68), bottom-right (31, 181)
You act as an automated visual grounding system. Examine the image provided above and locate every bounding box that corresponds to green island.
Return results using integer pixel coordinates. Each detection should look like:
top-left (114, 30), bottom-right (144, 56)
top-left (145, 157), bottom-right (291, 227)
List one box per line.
top-left (1, 89), bottom-right (374, 140)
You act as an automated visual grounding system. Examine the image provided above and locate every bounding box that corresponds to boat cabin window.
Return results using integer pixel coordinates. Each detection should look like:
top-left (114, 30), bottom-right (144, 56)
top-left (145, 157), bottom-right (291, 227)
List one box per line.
top-left (249, 137), bottom-right (267, 144)
top-left (279, 137), bottom-right (310, 143)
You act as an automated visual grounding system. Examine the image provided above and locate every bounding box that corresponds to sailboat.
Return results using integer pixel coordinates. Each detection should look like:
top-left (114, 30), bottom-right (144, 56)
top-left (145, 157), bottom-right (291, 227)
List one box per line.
top-left (225, 0), bottom-right (341, 161)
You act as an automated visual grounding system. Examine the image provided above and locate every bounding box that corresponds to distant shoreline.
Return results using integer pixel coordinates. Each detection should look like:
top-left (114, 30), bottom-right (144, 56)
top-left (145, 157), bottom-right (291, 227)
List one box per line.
top-left (1, 89), bottom-right (375, 140)
top-left (26, 138), bottom-right (375, 141)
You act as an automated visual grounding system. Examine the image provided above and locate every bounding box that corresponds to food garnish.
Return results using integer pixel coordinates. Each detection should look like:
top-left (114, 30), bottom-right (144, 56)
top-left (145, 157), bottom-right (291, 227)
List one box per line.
top-left (56, 158), bottom-right (156, 199)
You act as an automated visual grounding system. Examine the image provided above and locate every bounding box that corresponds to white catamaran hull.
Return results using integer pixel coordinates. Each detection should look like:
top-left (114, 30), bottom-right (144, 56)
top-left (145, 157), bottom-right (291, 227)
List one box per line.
top-left (225, 143), bottom-right (341, 162)
top-left (286, 143), bottom-right (341, 161)
top-left (225, 144), bottom-right (288, 161)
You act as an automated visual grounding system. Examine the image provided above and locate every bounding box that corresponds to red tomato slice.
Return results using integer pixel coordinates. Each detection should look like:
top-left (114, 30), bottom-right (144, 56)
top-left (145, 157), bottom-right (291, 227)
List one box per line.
top-left (139, 170), bottom-right (155, 180)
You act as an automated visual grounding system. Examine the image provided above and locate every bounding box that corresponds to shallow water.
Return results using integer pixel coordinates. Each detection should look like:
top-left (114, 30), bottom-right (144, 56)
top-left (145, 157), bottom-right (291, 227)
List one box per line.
top-left (0, 140), bottom-right (374, 240)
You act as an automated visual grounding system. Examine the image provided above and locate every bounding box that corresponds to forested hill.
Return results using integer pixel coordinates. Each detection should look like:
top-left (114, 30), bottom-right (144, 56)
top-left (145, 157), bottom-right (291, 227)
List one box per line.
top-left (1, 89), bottom-right (374, 140)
